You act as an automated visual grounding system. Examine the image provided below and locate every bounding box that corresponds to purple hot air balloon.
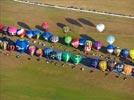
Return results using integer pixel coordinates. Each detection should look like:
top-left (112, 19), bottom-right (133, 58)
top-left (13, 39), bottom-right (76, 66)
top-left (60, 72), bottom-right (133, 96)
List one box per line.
top-left (8, 26), bottom-right (17, 36)
top-left (93, 41), bottom-right (102, 50)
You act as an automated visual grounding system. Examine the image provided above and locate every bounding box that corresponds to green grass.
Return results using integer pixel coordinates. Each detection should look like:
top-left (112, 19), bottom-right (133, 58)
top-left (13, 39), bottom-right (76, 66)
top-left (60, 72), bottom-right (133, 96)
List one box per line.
top-left (0, 0), bottom-right (134, 100)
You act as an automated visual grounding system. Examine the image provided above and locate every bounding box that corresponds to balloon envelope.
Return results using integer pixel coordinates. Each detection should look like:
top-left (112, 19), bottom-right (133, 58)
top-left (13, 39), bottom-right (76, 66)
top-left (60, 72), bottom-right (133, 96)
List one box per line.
top-left (42, 32), bottom-right (52, 41)
top-left (114, 47), bottom-right (121, 56)
top-left (96, 24), bottom-right (105, 32)
top-left (79, 38), bottom-right (87, 46)
top-left (36, 48), bottom-right (43, 57)
top-left (15, 39), bottom-right (29, 52)
top-left (129, 49), bottom-right (134, 60)
top-left (90, 58), bottom-right (99, 68)
top-left (50, 36), bottom-right (59, 43)
top-left (70, 54), bottom-right (82, 65)
top-left (106, 35), bottom-right (115, 44)
top-left (115, 63), bottom-right (124, 73)
top-left (99, 61), bottom-right (107, 71)
top-left (43, 48), bottom-right (53, 57)
top-left (107, 44), bottom-right (114, 54)
top-left (28, 45), bottom-right (36, 56)
top-left (64, 36), bottom-right (72, 45)
top-left (42, 22), bottom-right (48, 30)
top-left (26, 30), bottom-right (34, 38)
top-left (123, 65), bottom-right (132, 75)
top-left (93, 41), bottom-right (102, 50)
top-left (62, 52), bottom-right (71, 62)
top-left (71, 38), bottom-right (79, 48)
top-left (56, 51), bottom-right (62, 61)
top-left (120, 49), bottom-right (129, 58)
top-left (8, 26), bottom-right (17, 36)
top-left (17, 28), bottom-right (25, 37)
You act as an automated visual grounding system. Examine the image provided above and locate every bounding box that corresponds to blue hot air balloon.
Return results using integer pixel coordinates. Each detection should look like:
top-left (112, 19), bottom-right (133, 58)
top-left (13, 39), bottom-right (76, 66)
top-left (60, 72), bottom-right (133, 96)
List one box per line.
top-left (15, 39), bottom-right (29, 53)
top-left (79, 38), bottom-right (87, 46)
top-left (120, 49), bottom-right (129, 58)
top-left (90, 58), bottom-right (99, 68)
top-left (43, 48), bottom-right (53, 57)
top-left (55, 51), bottom-right (62, 61)
top-left (42, 32), bottom-right (52, 41)
top-left (114, 63), bottom-right (124, 73)
top-left (25, 30), bottom-right (34, 38)
top-left (32, 29), bottom-right (41, 37)
top-left (106, 35), bottom-right (115, 44)
top-left (107, 44), bottom-right (114, 54)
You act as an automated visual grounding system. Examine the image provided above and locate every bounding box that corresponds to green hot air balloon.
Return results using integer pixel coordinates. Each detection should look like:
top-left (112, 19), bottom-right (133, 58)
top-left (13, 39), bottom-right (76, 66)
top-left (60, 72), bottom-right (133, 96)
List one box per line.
top-left (71, 54), bottom-right (82, 65)
top-left (62, 52), bottom-right (71, 62)
top-left (64, 36), bottom-right (72, 45)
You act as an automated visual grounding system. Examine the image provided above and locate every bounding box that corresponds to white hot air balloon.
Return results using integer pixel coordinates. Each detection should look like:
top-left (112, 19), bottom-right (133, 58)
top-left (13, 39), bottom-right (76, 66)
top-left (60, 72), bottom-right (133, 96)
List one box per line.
top-left (96, 24), bottom-right (105, 32)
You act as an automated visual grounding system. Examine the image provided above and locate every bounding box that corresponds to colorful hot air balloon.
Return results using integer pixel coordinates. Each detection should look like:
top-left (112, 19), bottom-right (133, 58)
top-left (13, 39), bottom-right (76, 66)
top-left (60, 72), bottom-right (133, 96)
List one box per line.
top-left (107, 60), bottom-right (116, 71)
top-left (2, 26), bottom-right (8, 34)
top-left (64, 36), bottom-right (72, 45)
top-left (43, 48), bottom-right (53, 57)
top-left (106, 35), bottom-right (115, 44)
top-left (93, 41), bottom-right (102, 50)
top-left (70, 54), bottom-right (82, 65)
top-left (36, 48), bottom-right (43, 57)
top-left (106, 44), bottom-right (114, 54)
top-left (32, 29), bottom-right (41, 39)
top-left (17, 28), bottom-right (25, 38)
top-left (56, 51), bottom-right (62, 61)
top-left (71, 38), bottom-right (79, 48)
top-left (90, 58), bottom-right (99, 68)
top-left (8, 26), bottom-right (17, 36)
top-left (26, 30), bottom-right (34, 38)
top-left (63, 26), bottom-right (70, 33)
top-left (120, 49), bottom-right (129, 58)
top-left (123, 65), bottom-right (132, 75)
top-left (42, 32), bottom-right (52, 41)
top-left (7, 42), bottom-right (15, 51)
top-left (96, 24), bottom-right (105, 32)
top-left (62, 52), bottom-right (71, 62)
top-left (84, 40), bottom-right (92, 53)
top-left (129, 49), bottom-right (134, 60)
top-left (0, 24), bottom-right (4, 32)
top-left (114, 47), bottom-right (121, 57)
top-left (42, 22), bottom-right (48, 31)
top-left (99, 61), bottom-right (107, 71)
top-left (28, 45), bottom-right (36, 56)
top-left (50, 36), bottom-right (59, 43)
top-left (15, 39), bottom-right (29, 52)
top-left (115, 63), bottom-right (124, 73)
top-left (79, 38), bottom-right (87, 46)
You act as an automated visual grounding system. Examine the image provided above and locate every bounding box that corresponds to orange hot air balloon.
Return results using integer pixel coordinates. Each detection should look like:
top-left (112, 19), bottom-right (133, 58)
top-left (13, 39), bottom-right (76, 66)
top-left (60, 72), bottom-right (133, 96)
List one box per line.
top-left (123, 65), bottom-right (132, 75)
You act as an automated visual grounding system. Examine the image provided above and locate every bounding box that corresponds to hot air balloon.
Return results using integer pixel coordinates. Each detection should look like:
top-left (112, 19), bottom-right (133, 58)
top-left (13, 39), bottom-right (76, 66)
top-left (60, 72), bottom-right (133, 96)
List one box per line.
top-left (129, 49), bottom-right (134, 60)
top-left (96, 24), bottom-right (105, 32)
top-left (49, 51), bottom-right (57, 59)
top-left (120, 49), bottom-right (129, 59)
top-left (90, 58), bottom-right (99, 68)
top-left (107, 60), bottom-right (116, 71)
top-left (7, 42), bottom-right (15, 51)
top-left (8, 26), bottom-right (17, 36)
top-left (64, 36), bottom-right (72, 45)
top-left (28, 45), bottom-right (36, 56)
top-left (42, 32), bottom-right (52, 41)
top-left (114, 47), bottom-right (121, 56)
top-left (71, 38), bottom-right (79, 48)
top-left (43, 48), bottom-right (53, 57)
top-left (106, 44), bottom-right (114, 54)
top-left (35, 48), bottom-right (43, 57)
top-left (42, 22), bottom-right (48, 31)
top-left (99, 60), bottom-right (107, 71)
top-left (93, 41), bottom-right (102, 51)
top-left (115, 63), bottom-right (124, 73)
top-left (17, 28), bottom-right (25, 38)
top-left (132, 68), bottom-right (134, 76)
top-left (123, 65), bottom-right (132, 75)
top-left (70, 54), bottom-right (82, 65)
top-left (3, 41), bottom-right (8, 50)
top-left (32, 29), bottom-right (41, 39)
top-left (0, 24), bottom-right (4, 32)
top-left (15, 39), bottom-right (29, 53)
top-left (84, 40), bottom-right (92, 53)
top-left (25, 30), bottom-right (34, 38)
top-left (50, 36), bottom-right (59, 43)
top-left (62, 52), bottom-right (71, 62)
top-left (2, 26), bottom-right (8, 34)
top-left (79, 38), bottom-right (87, 46)
top-left (63, 26), bottom-right (70, 33)
top-left (55, 51), bottom-right (62, 61)
top-left (106, 35), bottom-right (115, 44)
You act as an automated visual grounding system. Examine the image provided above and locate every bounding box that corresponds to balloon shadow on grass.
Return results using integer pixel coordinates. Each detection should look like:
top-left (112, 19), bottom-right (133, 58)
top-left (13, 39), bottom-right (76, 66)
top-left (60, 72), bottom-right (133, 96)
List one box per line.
top-left (56, 23), bottom-right (66, 29)
top-left (78, 18), bottom-right (95, 27)
top-left (80, 34), bottom-right (95, 42)
top-left (17, 21), bottom-right (30, 29)
top-left (65, 18), bottom-right (82, 27)
top-left (35, 25), bottom-right (44, 31)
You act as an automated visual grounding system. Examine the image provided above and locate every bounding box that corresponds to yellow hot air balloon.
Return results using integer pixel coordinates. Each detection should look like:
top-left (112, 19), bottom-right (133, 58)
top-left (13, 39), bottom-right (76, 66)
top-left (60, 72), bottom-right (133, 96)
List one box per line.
top-left (99, 61), bottom-right (107, 71)
top-left (123, 65), bottom-right (132, 75)
top-left (129, 49), bottom-right (134, 60)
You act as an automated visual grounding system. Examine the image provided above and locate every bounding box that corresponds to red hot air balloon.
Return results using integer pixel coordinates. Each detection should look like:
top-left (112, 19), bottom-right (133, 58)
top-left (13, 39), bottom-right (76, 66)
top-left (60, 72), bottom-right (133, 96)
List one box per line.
top-left (71, 38), bottom-right (79, 48)
top-left (0, 24), bottom-right (4, 32)
top-left (42, 22), bottom-right (48, 31)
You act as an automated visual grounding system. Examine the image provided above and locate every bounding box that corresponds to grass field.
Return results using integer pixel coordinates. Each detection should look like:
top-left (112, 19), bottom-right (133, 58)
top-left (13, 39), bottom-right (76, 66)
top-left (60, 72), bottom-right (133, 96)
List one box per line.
top-left (0, 0), bottom-right (134, 100)
top-left (29, 0), bottom-right (134, 16)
